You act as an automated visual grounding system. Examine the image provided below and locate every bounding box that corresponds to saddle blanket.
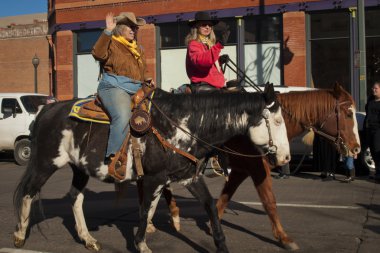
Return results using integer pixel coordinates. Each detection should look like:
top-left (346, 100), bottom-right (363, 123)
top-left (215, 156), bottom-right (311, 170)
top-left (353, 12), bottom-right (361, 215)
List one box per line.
top-left (69, 98), bottom-right (110, 124)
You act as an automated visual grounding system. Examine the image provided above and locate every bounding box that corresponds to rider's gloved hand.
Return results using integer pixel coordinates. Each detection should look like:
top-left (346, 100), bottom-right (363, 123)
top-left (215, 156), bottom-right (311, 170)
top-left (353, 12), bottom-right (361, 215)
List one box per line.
top-left (219, 54), bottom-right (230, 64)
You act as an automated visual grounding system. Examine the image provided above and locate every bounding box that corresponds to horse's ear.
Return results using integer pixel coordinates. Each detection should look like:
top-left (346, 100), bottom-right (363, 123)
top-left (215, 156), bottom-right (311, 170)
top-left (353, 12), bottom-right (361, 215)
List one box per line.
top-left (263, 82), bottom-right (275, 104)
top-left (332, 81), bottom-right (343, 99)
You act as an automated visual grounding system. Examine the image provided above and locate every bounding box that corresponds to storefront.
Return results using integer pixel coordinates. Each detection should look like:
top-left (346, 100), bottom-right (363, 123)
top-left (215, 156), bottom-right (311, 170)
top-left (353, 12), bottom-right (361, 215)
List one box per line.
top-left (48, 0), bottom-right (380, 109)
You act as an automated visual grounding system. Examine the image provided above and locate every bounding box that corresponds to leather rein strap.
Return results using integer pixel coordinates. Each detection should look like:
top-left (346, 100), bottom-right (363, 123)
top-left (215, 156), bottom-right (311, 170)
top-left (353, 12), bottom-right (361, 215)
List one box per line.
top-left (151, 126), bottom-right (205, 181)
top-left (151, 126), bottom-right (198, 163)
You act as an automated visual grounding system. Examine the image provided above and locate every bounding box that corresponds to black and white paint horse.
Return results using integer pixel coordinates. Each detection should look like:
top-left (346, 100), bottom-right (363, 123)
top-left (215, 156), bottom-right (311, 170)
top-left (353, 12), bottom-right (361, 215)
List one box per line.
top-left (13, 84), bottom-right (290, 253)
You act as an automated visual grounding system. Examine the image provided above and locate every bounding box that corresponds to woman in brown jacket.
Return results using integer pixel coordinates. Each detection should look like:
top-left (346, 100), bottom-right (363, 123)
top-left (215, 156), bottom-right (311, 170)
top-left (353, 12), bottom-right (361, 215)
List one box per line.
top-left (92, 12), bottom-right (148, 163)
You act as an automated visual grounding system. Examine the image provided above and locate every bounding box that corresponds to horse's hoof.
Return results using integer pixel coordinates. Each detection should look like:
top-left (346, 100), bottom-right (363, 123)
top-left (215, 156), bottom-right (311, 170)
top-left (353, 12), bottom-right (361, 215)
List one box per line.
top-left (146, 223), bottom-right (157, 233)
top-left (283, 241), bottom-right (300, 251)
top-left (14, 235), bottom-right (25, 248)
top-left (171, 221), bottom-right (180, 232)
top-left (170, 216), bottom-right (180, 232)
top-left (216, 243), bottom-right (229, 253)
top-left (136, 241), bottom-right (152, 253)
top-left (85, 241), bottom-right (102, 251)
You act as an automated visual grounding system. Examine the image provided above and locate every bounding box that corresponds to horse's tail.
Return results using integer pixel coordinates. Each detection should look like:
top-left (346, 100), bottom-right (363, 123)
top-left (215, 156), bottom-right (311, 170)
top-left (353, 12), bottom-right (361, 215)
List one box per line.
top-left (13, 147), bottom-right (45, 219)
top-left (13, 105), bottom-right (51, 223)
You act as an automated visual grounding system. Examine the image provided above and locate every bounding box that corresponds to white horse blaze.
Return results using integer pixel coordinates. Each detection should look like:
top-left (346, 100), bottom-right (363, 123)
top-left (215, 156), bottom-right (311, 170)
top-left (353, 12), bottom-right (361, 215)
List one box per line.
top-left (351, 107), bottom-right (361, 153)
top-left (249, 107), bottom-right (290, 166)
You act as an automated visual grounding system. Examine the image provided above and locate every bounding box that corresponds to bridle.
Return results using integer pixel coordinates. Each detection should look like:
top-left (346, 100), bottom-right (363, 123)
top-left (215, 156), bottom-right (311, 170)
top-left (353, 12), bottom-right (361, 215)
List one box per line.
top-left (282, 99), bottom-right (352, 155)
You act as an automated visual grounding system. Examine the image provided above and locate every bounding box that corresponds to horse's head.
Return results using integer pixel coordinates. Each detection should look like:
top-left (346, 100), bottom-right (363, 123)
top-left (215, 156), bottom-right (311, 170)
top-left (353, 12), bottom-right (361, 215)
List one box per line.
top-left (248, 83), bottom-right (291, 166)
top-left (319, 83), bottom-right (361, 156)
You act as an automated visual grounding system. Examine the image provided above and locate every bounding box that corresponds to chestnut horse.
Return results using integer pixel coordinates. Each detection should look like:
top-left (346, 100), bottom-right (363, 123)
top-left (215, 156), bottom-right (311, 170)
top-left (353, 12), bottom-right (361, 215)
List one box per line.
top-left (152, 83), bottom-right (361, 250)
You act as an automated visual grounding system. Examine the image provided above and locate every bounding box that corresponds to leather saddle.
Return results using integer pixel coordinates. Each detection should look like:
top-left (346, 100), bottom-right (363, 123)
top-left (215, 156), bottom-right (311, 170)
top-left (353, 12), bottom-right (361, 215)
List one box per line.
top-left (69, 86), bottom-right (155, 181)
top-left (69, 97), bottom-right (110, 124)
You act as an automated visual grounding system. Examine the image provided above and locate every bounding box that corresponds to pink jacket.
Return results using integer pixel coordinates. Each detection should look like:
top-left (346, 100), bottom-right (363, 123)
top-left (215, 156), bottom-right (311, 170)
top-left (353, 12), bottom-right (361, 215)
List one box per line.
top-left (186, 40), bottom-right (225, 88)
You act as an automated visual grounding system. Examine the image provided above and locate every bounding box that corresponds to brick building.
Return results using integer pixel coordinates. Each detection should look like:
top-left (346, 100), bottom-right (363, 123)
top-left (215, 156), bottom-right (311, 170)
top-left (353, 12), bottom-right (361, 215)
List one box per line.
top-left (48, 0), bottom-right (379, 109)
top-left (0, 13), bottom-right (50, 94)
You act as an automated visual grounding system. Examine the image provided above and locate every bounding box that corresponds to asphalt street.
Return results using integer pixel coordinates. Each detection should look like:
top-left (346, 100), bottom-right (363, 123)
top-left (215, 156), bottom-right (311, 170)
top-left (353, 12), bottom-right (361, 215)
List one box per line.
top-left (0, 154), bottom-right (379, 253)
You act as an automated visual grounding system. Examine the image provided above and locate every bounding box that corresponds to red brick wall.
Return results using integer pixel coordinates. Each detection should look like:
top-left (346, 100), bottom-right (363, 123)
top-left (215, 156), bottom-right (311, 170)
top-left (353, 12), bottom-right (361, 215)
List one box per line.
top-left (283, 12), bottom-right (306, 87)
top-left (55, 30), bottom-right (74, 100)
top-left (138, 24), bottom-right (156, 81)
top-left (0, 36), bottom-right (50, 94)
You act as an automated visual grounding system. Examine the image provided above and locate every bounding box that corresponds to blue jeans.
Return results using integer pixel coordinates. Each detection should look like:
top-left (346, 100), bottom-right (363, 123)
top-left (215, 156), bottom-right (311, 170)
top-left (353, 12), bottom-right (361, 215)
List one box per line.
top-left (343, 156), bottom-right (354, 171)
top-left (98, 84), bottom-right (132, 157)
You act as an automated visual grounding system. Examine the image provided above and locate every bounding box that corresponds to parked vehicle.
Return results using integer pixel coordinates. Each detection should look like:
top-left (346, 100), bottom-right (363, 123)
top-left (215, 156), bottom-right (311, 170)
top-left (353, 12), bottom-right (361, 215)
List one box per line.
top-left (0, 93), bottom-right (55, 165)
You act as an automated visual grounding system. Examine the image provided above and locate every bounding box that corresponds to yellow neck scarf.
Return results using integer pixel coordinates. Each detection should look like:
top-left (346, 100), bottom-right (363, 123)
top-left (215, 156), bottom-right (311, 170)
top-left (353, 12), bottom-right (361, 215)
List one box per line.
top-left (112, 35), bottom-right (142, 63)
top-left (198, 34), bottom-right (213, 49)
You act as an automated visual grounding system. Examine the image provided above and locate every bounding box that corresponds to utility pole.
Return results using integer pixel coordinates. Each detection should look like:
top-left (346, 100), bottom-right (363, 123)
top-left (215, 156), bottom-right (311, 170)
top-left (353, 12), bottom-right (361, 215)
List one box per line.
top-left (358, 0), bottom-right (367, 111)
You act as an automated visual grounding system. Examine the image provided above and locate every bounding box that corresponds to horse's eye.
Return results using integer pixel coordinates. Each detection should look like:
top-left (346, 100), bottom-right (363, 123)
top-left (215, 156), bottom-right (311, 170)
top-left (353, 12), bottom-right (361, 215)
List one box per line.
top-left (275, 116), bottom-right (282, 126)
top-left (347, 111), bottom-right (353, 118)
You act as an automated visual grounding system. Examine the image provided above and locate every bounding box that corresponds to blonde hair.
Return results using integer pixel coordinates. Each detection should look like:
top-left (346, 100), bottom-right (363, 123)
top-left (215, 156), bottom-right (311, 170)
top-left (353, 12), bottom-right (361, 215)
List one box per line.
top-left (185, 26), bottom-right (216, 46)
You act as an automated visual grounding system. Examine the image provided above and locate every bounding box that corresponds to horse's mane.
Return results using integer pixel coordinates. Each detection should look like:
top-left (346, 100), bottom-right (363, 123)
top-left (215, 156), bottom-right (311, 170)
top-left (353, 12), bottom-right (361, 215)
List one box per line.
top-left (277, 90), bottom-right (337, 124)
top-left (152, 89), bottom-right (271, 133)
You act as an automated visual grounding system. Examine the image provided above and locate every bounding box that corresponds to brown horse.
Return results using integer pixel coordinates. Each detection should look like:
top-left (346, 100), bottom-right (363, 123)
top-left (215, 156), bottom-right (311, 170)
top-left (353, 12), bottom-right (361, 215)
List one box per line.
top-left (153, 83), bottom-right (361, 250)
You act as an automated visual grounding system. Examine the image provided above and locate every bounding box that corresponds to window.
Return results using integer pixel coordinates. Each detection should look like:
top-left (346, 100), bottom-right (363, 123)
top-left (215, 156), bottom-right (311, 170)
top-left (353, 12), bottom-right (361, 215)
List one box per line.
top-left (309, 12), bottom-right (350, 90)
top-left (1, 99), bottom-right (22, 114)
top-left (20, 96), bottom-right (48, 114)
top-left (244, 15), bottom-right (281, 43)
top-left (213, 18), bottom-right (237, 45)
top-left (160, 22), bottom-right (189, 48)
top-left (310, 13), bottom-right (350, 39)
top-left (159, 18), bottom-right (237, 49)
top-left (366, 9), bottom-right (380, 94)
top-left (77, 30), bottom-right (102, 53)
top-left (243, 15), bottom-right (282, 85)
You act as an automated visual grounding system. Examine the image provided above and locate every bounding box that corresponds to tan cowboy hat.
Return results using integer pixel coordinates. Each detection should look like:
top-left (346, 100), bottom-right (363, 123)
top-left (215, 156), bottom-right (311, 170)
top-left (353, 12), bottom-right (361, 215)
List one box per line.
top-left (188, 11), bottom-right (219, 27)
top-left (115, 12), bottom-right (146, 26)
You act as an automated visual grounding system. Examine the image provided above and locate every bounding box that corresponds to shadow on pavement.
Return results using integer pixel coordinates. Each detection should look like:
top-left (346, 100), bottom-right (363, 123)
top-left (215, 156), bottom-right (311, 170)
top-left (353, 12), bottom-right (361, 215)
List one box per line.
top-left (0, 152), bottom-right (15, 163)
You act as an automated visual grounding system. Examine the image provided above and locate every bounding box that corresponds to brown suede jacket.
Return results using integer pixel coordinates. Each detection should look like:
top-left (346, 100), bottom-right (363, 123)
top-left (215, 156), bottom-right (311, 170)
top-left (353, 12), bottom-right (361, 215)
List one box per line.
top-left (92, 32), bottom-right (147, 82)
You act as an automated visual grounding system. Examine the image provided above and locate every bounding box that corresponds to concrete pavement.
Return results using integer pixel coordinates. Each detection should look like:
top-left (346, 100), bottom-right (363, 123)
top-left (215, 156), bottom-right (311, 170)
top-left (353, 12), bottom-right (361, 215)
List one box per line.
top-left (0, 159), bottom-right (379, 253)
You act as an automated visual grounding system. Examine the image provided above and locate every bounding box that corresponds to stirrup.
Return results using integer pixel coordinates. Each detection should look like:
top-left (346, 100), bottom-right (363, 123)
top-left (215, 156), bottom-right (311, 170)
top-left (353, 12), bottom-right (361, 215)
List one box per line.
top-left (203, 156), bottom-right (229, 181)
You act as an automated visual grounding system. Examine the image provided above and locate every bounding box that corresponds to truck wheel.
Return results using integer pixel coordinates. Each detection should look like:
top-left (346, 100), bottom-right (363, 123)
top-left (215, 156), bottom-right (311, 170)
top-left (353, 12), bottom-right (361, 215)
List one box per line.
top-left (355, 147), bottom-right (375, 176)
top-left (14, 139), bottom-right (31, 166)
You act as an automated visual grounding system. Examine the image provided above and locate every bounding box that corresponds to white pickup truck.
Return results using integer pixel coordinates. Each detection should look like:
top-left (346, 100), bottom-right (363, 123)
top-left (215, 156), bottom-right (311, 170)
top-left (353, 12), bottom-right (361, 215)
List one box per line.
top-left (0, 93), bottom-right (53, 165)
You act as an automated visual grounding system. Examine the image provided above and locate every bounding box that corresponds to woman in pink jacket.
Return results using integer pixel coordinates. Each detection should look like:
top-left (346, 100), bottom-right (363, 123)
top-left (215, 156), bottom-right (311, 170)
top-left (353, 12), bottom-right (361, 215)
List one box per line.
top-left (185, 11), bottom-right (226, 89)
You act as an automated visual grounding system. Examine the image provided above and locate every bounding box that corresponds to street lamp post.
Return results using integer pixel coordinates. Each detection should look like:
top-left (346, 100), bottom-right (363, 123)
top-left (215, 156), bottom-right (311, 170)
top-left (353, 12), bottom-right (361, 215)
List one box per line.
top-left (32, 54), bottom-right (40, 93)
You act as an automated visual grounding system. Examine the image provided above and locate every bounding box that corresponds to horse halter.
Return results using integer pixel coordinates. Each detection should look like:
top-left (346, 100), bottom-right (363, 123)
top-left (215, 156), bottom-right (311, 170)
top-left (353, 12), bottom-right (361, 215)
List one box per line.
top-left (261, 101), bottom-right (278, 154)
top-left (308, 99), bottom-right (352, 155)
